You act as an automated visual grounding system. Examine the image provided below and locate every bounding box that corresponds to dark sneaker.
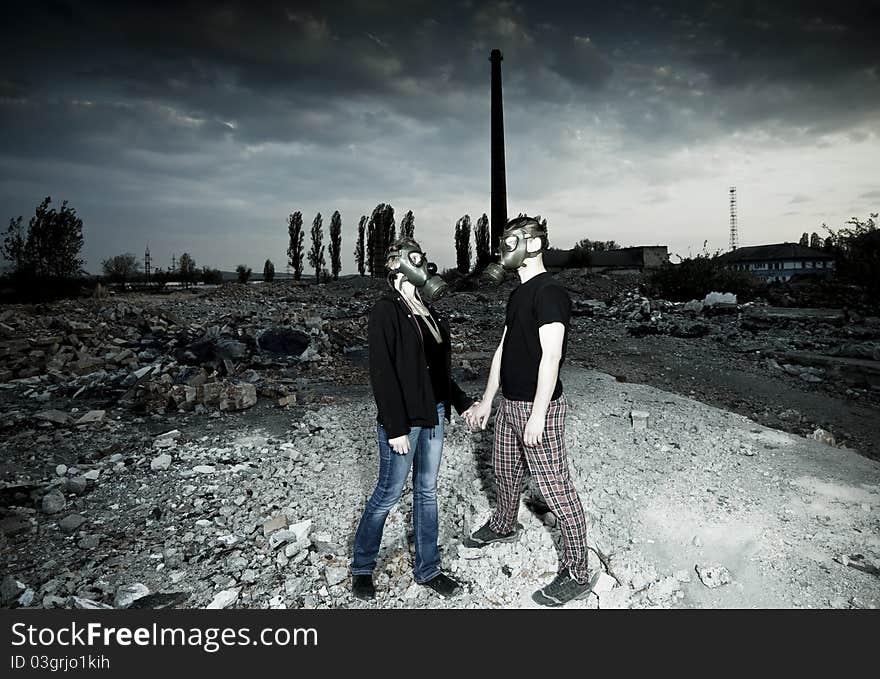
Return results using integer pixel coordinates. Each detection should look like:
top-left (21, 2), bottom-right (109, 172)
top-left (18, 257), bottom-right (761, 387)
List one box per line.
top-left (420, 572), bottom-right (462, 598)
top-left (462, 521), bottom-right (523, 548)
top-left (352, 574), bottom-right (376, 601)
top-left (531, 568), bottom-right (600, 607)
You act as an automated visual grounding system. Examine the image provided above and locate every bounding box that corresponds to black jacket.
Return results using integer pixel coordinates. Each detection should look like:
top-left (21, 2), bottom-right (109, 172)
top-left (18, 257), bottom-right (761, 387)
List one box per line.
top-left (368, 291), bottom-right (474, 439)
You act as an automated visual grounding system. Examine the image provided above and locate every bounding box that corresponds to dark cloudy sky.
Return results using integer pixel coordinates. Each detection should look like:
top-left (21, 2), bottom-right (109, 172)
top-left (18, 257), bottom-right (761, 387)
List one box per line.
top-left (2, 1), bottom-right (879, 274)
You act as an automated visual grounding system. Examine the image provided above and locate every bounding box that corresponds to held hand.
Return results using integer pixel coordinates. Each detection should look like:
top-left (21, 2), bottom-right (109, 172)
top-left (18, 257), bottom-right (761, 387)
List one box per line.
top-left (523, 412), bottom-right (546, 447)
top-left (389, 434), bottom-right (410, 455)
top-left (467, 399), bottom-right (493, 430)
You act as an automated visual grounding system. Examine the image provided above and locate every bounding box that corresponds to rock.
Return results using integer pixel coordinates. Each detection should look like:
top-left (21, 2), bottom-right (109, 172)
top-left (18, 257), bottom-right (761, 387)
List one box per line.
top-left (809, 428), bottom-right (836, 446)
top-left (277, 395), bottom-right (296, 408)
top-left (83, 469), bottom-right (100, 482)
top-left (592, 572), bottom-right (616, 595)
top-left (703, 291), bottom-right (737, 306)
top-left (290, 519), bottom-right (312, 543)
top-left (674, 569), bottom-right (692, 583)
top-left (268, 530), bottom-right (296, 550)
top-left (263, 515), bottom-right (288, 536)
top-left (206, 588), bottom-right (240, 609)
top-left (78, 535), bottom-right (100, 550)
top-left (310, 532), bottom-right (342, 555)
top-left (34, 409), bottom-right (70, 426)
top-left (17, 588), bottom-right (35, 607)
top-left (695, 564), bottom-right (732, 588)
top-left (41, 488), bottom-right (66, 514)
top-left (133, 365), bottom-right (155, 379)
top-left (325, 566), bottom-right (348, 587)
top-left (75, 409), bottom-right (106, 425)
top-left (150, 454), bottom-right (173, 471)
top-left (156, 429), bottom-right (181, 441)
top-left (65, 476), bottom-right (88, 494)
top-left (70, 596), bottom-right (113, 610)
top-left (114, 583), bottom-right (150, 609)
top-left (58, 514), bottom-right (86, 533)
top-left (284, 541), bottom-right (309, 559)
top-left (192, 465), bottom-right (215, 474)
top-left (630, 410), bottom-right (649, 431)
top-left (1, 574), bottom-right (26, 605)
top-left (219, 383), bottom-right (257, 411)
top-left (55, 464), bottom-right (68, 476)
top-left (68, 356), bottom-right (105, 375)
top-left (457, 545), bottom-right (485, 560)
top-left (682, 299), bottom-right (703, 313)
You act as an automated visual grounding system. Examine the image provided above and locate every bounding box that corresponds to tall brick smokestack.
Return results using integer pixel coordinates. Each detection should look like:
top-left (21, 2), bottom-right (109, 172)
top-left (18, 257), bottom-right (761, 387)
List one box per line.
top-left (489, 48), bottom-right (507, 255)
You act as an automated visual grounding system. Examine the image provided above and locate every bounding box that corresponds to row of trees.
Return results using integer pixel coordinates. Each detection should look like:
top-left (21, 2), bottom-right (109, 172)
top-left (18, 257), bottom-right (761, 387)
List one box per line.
top-left (286, 205), bottom-right (418, 281)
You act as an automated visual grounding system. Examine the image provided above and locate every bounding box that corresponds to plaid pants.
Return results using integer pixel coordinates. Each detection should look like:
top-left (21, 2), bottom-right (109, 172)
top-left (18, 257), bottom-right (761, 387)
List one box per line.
top-left (488, 394), bottom-right (590, 583)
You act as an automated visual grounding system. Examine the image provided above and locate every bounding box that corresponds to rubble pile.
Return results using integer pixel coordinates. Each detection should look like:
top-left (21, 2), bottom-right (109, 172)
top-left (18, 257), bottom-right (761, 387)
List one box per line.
top-left (2, 369), bottom-right (877, 611)
top-left (0, 283), bottom-right (380, 422)
top-left (1, 272), bottom-right (878, 610)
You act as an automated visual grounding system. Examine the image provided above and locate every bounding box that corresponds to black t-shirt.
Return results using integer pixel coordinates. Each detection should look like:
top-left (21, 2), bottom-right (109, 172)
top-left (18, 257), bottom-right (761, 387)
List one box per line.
top-left (500, 272), bottom-right (570, 401)
top-left (416, 314), bottom-right (447, 404)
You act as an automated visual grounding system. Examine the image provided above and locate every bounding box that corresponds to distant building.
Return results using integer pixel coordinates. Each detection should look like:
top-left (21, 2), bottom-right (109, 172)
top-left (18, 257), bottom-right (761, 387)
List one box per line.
top-left (545, 245), bottom-right (669, 274)
top-left (717, 243), bottom-right (836, 282)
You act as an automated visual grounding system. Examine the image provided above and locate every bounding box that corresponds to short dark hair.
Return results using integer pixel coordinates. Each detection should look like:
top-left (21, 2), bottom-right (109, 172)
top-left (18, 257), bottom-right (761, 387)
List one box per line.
top-left (505, 215), bottom-right (549, 250)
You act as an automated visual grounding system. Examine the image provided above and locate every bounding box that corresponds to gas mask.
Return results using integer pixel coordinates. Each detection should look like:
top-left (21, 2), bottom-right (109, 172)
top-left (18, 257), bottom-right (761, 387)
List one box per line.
top-left (388, 241), bottom-right (448, 302)
top-left (483, 217), bottom-right (547, 285)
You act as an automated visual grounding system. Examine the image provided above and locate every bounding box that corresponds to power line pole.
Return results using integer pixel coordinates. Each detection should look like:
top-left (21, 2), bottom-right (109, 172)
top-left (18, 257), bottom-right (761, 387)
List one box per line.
top-left (729, 186), bottom-right (738, 251)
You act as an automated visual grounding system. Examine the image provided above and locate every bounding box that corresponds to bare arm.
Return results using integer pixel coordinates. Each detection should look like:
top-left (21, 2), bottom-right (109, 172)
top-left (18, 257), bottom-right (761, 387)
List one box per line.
top-left (465, 326), bottom-right (506, 429)
top-left (523, 322), bottom-right (565, 445)
top-left (481, 325), bottom-right (507, 403)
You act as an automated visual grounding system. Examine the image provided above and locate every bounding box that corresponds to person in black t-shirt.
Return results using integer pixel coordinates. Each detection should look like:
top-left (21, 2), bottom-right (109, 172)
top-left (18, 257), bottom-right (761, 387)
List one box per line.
top-left (463, 216), bottom-right (597, 606)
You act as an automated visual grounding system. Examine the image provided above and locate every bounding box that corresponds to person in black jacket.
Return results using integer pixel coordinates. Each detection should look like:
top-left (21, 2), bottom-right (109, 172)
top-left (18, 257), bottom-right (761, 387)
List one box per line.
top-left (350, 237), bottom-right (476, 601)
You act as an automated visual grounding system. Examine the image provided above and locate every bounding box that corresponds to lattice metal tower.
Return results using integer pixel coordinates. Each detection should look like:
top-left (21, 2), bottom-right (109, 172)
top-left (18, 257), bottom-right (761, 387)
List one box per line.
top-left (144, 245), bottom-right (151, 280)
top-left (171, 254), bottom-right (176, 272)
top-left (729, 186), bottom-right (738, 251)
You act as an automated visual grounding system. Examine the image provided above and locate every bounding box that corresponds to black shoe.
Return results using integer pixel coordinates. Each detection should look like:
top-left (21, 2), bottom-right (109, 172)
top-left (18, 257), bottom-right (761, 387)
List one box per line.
top-left (462, 521), bottom-right (523, 548)
top-left (531, 568), bottom-right (600, 607)
top-left (420, 572), bottom-right (462, 598)
top-left (352, 574), bottom-right (376, 601)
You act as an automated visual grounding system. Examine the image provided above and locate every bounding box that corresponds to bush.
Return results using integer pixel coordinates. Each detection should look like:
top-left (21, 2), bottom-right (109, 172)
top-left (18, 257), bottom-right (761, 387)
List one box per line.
top-left (645, 254), bottom-right (760, 302)
top-left (236, 264), bottom-right (252, 284)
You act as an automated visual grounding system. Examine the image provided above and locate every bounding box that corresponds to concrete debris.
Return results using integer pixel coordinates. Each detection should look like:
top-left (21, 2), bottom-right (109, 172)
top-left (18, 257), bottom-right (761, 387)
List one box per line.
top-left (40, 489), bottom-right (66, 514)
top-left (206, 588), bottom-right (240, 609)
top-left (58, 514), bottom-right (86, 534)
top-left (114, 583), bottom-right (150, 609)
top-left (34, 410), bottom-right (70, 426)
top-left (70, 596), bottom-right (113, 610)
top-left (630, 410), bottom-right (650, 431)
top-left (150, 454), bottom-right (173, 471)
top-left (695, 565), bottom-right (732, 588)
top-left (325, 566), bottom-right (349, 587)
top-left (592, 572), bottom-right (617, 595)
top-left (263, 515), bottom-right (288, 536)
top-left (810, 428), bottom-right (836, 447)
top-left (1, 575), bottom-right (26, 605)
top-left (75, 410), bottom-right (106, 425)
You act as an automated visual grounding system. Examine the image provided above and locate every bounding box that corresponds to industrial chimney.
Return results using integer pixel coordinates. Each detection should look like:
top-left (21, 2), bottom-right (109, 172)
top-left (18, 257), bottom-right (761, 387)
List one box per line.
top-left (489, 48), bottom-right (508, 255)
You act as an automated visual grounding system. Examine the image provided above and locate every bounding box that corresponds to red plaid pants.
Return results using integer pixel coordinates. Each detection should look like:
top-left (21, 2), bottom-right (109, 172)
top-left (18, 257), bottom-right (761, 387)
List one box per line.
top-left (488, 394), bottom-right (590, 583)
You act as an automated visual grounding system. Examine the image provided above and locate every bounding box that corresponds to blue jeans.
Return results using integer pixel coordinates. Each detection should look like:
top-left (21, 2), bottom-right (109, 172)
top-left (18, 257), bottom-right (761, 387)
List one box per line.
top-left (351, 402), bottom-right (445, 583)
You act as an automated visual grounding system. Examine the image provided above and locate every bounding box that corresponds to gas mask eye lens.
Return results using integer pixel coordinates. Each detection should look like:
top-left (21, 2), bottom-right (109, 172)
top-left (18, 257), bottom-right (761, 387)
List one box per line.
top-left (427, 262), bottom-right (437, 275)
top-left (504, 235), bottom-right (518, 250)
top-left (408, 252), bottom-right (425, 266)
